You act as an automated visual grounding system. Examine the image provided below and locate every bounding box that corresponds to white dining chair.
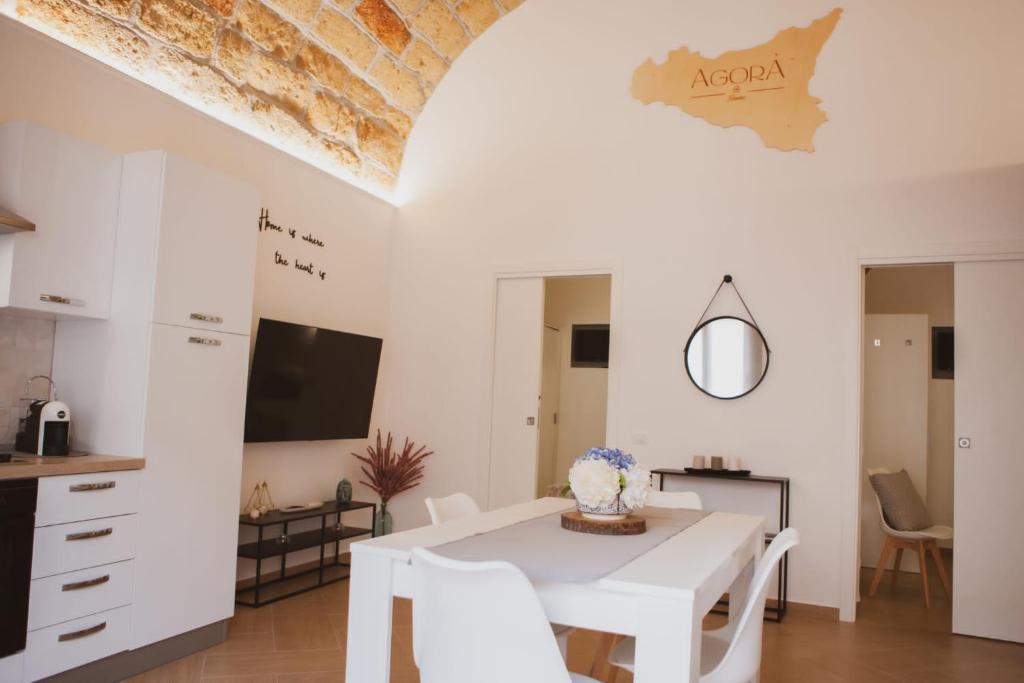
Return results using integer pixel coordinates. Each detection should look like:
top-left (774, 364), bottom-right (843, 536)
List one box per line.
top-left (647, 490), bottom-right (703, 510)
top-left (866, 467), bottom-right (953, 607)
top-left (424, 492), bottom-right (481, 524)
top-left (411, 547), bottom-right (600, 683)
top-left (423, 491), bottom-right (573, 657)
top-left (607, 528), bottom-right (800, 683)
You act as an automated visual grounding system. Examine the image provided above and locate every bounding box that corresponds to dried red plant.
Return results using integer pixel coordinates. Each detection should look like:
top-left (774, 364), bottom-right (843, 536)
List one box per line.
top-left (353, 430), bottom-right (433, 506)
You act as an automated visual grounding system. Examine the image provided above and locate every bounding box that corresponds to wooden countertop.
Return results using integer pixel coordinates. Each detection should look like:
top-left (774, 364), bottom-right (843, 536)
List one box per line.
top-left (0, 452), bottom-right (145, 480)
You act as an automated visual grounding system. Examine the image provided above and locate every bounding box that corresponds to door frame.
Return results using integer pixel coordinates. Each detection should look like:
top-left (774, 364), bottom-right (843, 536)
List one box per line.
top-left (841, 247), bottom-right (1024, 622)
top-left (479, 263), bottom-right (622, 511)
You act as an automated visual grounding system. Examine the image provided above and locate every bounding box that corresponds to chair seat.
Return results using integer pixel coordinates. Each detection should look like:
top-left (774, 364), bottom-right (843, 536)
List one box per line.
top-left (608, 627), bottom-right (731, 678)
top-left (886, 524), bottom-right (953, 541)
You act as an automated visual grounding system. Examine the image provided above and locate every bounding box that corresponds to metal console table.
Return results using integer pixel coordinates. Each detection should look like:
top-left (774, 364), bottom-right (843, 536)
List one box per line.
top-left (653, 469), bottom-right (790, 622)
top-left (236, 499), bottom-right (375, 607)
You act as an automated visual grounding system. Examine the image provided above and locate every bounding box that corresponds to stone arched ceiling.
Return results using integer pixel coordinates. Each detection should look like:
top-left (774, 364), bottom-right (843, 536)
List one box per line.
top-left (8, 0), bottom-right (524, 199)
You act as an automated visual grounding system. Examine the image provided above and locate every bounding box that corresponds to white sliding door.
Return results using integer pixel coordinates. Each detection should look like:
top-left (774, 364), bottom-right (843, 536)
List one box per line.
top-left (488, 277), bottom-right (545, 509)
top-left (953, 260), bottom-right (1024, 642)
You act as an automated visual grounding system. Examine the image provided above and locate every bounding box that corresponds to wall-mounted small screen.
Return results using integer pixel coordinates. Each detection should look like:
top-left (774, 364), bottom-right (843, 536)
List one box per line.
top-left (244, 318), bottom-right (383, 442)
top-left (571, 324), bottom-right (610, 368)
top-left (932, 326), bottom-right (954, 379)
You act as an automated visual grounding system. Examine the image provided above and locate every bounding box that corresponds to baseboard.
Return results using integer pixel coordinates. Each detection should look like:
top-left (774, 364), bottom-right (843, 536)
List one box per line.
top-left (781, 601), bottom-right (841, 621)
top-left (37, 620), bottom-right (227, 683)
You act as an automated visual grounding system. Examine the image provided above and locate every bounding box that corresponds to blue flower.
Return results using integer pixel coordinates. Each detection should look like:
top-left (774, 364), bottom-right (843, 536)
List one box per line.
top-left (578, 447), bottom-right (636, 471)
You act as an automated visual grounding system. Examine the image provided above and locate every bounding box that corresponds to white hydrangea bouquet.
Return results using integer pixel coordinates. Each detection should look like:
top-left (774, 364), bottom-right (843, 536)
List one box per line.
top-left (567, 448), bottom-right (652, 520)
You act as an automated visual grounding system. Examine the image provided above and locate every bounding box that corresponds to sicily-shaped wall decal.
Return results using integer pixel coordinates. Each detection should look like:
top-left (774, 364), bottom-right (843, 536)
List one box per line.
top-left (631, 8), bottom-right (842, 152)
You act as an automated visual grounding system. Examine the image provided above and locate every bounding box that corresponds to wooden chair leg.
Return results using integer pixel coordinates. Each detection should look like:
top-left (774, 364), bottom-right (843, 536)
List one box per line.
top-left (891, 547), bottom-right (904, 591)
top-left (590, 632), bottom-right (623, 683)
top-left (869, 536), bottom-right (896, 597)
top-left (917, 541), bottom-right (931, 608)
top-left (928, 540), bottom-right (952, 598)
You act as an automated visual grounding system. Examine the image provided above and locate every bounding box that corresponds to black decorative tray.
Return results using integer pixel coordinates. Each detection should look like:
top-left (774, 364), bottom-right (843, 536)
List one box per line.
top-left (683, 467), bottom-right (752, 477)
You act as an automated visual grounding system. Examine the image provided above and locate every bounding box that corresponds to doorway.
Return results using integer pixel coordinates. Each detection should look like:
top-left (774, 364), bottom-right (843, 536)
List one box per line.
top-left (536, 276), bottom-right (611, 497)
top-left (487, 274), bottom-right (612, 509)
top-left (859, 264), bottom-right (954, 627)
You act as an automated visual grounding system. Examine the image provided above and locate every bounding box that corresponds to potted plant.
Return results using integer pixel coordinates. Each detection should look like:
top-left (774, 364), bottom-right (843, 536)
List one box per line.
top-left (353, 430), bottom-right (433, 535)
top-left (567, 448), bottom-right (651, 520)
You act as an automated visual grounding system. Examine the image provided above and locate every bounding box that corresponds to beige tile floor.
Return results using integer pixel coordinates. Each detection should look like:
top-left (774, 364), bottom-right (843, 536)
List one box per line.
top-left (128, 566), bottom-right (1024, 682)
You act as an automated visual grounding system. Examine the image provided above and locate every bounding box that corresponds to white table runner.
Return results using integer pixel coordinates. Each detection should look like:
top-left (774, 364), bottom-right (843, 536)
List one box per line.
top-left (431, 506), bottom-right (710, 583)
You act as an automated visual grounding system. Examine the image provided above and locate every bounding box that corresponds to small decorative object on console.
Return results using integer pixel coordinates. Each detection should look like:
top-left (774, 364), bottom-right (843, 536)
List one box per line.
top-left (352, 430), bottom-right (433, 536)
top-left (280, 502), bottom-right (324, 513)
top-left (242, 480), bottom-right (276, 519)
top-left (336, 478), bottom-right (353, 505)
top-left (567, 448), bottom-right (651, 521)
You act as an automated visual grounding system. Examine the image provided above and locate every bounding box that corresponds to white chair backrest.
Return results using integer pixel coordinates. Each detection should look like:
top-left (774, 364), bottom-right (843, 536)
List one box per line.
top-left (425, 492), bottom-right (481, 525)
top-left (646, 490), bottom-right (703, 510)
top-left (702, 528), bottom-right (800, 683)
top-left (411, 547), bottom-right (572, 683)
top-left (865, 467), bottom-right (897, 534)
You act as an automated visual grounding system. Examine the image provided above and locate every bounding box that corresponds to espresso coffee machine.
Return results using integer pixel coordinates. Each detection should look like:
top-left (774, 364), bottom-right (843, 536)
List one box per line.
top-left (16, 399), bottom-right (71, 456)
top-left (14, 376), bottom-right (71, 456)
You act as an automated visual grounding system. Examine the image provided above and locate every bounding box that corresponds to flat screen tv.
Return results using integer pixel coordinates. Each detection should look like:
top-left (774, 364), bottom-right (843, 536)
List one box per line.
top-left (244, 318), bottom-right (383, 442)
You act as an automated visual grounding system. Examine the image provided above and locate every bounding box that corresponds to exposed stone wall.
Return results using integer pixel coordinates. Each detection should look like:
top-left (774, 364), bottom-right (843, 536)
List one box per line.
top-left (9, 0), bottom-right (525, 196)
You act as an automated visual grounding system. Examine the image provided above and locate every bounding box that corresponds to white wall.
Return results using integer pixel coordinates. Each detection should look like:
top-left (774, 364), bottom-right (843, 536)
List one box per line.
top-left (0, 19), bottom-right (397, 574)
top-left (544, 276), bottom-right (611, 481)
top-left (386, 0), bottom-right (1024, 609)
top-left (0, 314), bottom-right (55, 443)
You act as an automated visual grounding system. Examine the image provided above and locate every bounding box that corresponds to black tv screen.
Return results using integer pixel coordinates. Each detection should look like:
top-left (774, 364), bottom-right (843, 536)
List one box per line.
top-left (244, 319), bottom-right (383, 442)
top-left (571, 324), bottom-right (610, 368)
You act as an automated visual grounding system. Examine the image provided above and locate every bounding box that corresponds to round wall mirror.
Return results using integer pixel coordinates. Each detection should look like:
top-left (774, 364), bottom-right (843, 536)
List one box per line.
top-left (684, 316), bottom-right (769, 400)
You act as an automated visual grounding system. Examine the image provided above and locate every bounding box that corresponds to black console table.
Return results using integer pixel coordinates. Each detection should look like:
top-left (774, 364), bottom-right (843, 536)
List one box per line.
top-left (652, 469), bottom-right (790, 622)
top-left (236, 500), bottom-right (375, 607)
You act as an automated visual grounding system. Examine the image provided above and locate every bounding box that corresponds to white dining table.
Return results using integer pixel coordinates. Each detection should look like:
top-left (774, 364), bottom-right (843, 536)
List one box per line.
top-left (344, 497), bottom-right (765, 683)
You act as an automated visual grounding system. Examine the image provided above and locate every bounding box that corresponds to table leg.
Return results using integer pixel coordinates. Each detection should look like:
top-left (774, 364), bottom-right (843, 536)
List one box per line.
top-left (634, 597), bottom-right (700, 683)
top-left (345, 549), bottom-right (395, 683)
top-left (729, 556), bottom-right (755, 623)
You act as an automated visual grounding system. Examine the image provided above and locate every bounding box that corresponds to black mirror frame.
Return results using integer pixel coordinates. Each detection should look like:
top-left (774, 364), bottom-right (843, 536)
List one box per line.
top-left (683, 315), bottom-right (771, 401)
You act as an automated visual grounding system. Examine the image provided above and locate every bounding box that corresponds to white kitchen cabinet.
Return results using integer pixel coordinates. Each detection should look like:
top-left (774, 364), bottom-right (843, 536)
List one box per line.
top-left (22, 605), bottom-right (130, 681)
top-left (0, 122), bottom-right (121, 319)
top-left (131, 323), bottom-right (249, 647)
top-left (28, 560), bottom-right (134, 632)
top-left (31, 515), bottom-right (137, 580)
top-left (34, 470), bottom-right (140, 527)
top-left (20, 467), bottom-right (139, 681)
top-left (51, 150), bottom-right (259, 656)
top-left (119, 151), bottom-right (258, 335)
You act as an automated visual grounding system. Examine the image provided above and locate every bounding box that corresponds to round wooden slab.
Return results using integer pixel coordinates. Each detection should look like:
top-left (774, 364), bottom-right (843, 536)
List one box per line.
top-left (561, 511), bottom-right (646, 536)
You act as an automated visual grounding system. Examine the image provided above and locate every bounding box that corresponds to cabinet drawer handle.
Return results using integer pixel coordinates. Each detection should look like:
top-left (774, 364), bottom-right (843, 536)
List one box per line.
top-left (190, 312), bottom-right (224, 324)
top-left (66, 528), bottom-right (113, 541)
top-left (69, 481), bottom-right (116, 492)
top-left (188, 336), bottom-right (222, 346)
top-left (62, 574), bottom-right (110, 591)
top-left (40, 294), bottom-right (72, 305)
top-left (58, 621), bottom-right (106, 642)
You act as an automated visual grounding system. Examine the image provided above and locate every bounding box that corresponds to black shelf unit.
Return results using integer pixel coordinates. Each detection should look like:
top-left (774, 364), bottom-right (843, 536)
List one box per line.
top-left (652, 468), bottom-right (790, 622)
top-left (236, 499), bottom-right (376, 607)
